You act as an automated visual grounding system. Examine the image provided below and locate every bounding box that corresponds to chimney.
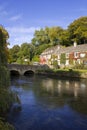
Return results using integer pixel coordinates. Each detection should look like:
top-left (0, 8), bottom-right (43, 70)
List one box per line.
top-left (57, 45), bottom-right (60, 50)
top-left (74, 41), bottom-right (77, 47)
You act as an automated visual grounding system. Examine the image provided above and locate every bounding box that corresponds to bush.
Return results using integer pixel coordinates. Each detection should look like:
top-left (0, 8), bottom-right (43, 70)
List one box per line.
top-left (73, 63), bottom-right (87, 69)
top-left (53, 60), bottom-right (60, 69)
top-left (0, 66), bottom-right (10, 88)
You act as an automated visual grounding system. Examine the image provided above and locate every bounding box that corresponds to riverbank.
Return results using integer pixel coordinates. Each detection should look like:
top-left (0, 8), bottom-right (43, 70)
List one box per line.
top-left (37, 69), bottom-right (87, 79)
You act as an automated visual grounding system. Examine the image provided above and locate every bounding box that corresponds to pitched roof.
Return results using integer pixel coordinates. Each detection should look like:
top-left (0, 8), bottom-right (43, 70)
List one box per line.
top-left (41, 44), bottom-right (87, 56)
top-left (41, 45), bottom-right (63, 55)
top-left (54, 44), bottom-right (87, 54)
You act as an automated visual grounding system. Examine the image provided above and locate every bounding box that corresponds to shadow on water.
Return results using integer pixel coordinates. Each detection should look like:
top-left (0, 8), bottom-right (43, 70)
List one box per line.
top-left (10, 70), bottom-right (20, 77)
top-left (24, 70), bottom-right (34, 76)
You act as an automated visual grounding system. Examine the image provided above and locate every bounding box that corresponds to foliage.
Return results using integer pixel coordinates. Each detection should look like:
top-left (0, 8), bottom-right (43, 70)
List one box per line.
top-left (32, 28), bottom-right (50, 46)
top-left (73, 63), bottom-right (87, 69)
top-left (0, 88), bottom-right (20, 115)
top-left (31, 16), bottom-right (87, 51)
top-left (9, 45), bottom-right (20, 63)
top-left (0, 66), bottom-right (10, 88)
top-left (10, 43), bottom-right (35, 64)
top-left (32, 26), bottom-right (64, 46)
top-left (60, 53), bottom-right (66, 64)
top-left (52, 60), bottom-right (59, 69)
top-left (0, 26), bottom-right (10, 88)
top-left (0, 25), bottom-right (20, 129)
top-left (68, 16), bottom-right (87, 44)
top-left (35, 43), bottom-right (51, 55)
top-left (0, 26), bottom-right (9, 65)
top-left (0, 120), bottom-right (14, 130)
top-left (32, 55), bottom-right (40, 62)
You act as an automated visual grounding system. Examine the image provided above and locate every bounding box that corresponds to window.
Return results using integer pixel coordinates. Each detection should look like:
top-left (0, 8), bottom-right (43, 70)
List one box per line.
top-left (66, 53), bottom-right (69, 58)
top-left (74, 52), bottom-right (79, 58)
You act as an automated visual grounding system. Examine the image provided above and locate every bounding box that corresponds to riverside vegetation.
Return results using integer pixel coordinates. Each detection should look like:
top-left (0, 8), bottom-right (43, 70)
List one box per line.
top-left (0, 26), bottom-right (20, 130)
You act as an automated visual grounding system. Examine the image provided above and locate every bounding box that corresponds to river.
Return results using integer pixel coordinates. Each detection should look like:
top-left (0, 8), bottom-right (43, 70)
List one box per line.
top-left (8, 75), bottom-right (87, 130)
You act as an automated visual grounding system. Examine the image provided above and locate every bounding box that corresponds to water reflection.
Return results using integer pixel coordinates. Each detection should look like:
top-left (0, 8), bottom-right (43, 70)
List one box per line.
top-left (10, 76), bottom-right (87, 113)
top-left (33, 77), bottom-right (87, 112)
top-left (8, 75), bottom-right (87, 130)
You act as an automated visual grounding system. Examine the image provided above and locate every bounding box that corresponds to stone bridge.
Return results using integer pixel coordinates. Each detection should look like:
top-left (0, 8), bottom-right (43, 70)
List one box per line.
top-left (7, 64), bottom-right (49, 76)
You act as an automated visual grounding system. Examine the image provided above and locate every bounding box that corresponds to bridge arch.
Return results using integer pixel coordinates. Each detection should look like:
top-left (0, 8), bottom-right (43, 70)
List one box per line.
top-left (10, 70), bottom-right (20, 76)
top-left (7, 64), bottom-right (47, 76)
top-left (24, 70), bottom-right (34, 76)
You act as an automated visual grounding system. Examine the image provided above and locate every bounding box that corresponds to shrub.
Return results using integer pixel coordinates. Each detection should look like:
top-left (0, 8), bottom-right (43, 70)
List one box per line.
top-left (73, 63), bottom-right (87, 69)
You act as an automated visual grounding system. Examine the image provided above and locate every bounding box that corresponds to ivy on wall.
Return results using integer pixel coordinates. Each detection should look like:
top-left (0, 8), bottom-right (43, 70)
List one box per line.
top-left (60, 53), bottom-right (66, 64)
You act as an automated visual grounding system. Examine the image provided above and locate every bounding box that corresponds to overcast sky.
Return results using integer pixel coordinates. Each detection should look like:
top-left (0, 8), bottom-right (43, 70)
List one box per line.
top-left (0, 0), bottom-right (87, 48)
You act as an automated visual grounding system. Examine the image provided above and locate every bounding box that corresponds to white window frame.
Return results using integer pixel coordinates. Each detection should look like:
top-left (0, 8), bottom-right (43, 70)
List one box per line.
top-left (74, 52), bottom-right (79, 58)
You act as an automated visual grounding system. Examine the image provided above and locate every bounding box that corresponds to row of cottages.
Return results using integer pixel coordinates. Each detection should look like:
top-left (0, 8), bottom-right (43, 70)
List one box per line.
top-left (40, 43), bottom-right (87, 67)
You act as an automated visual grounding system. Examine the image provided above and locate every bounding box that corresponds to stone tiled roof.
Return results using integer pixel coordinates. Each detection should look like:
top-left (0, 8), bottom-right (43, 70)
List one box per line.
top-left (41, 45), bottom-right (63, 55)
top-left (41, 44), bottom-right (87, 56)
top-left (54, 44), bottom-right (87, 54)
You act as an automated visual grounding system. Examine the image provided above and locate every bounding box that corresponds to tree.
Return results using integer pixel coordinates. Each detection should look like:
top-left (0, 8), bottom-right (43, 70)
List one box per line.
top-left (0, 25), bottom-right (20, 130)
top-left (32, 28), bottom-right (50, 46)
top-left (0, 26), bottom-right (9, 66)
top-left (9, 45), bottom-right (20, 63)
top-left (29, 44), bottom-right (35, 61)
top-left (58, 29), bottom-right (70, 46)
top-left (18, 43), bottom-right (30, 64)
top-left (68, 16), bottom-right (87, 44)
top-left (48, 26), bottom-right (64, 45)
top-left (0, 26), bottom-right (10, 87)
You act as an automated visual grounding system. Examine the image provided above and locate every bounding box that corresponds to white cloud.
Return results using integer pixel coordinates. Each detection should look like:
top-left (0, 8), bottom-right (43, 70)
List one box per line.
top-left (7, 27), bottom-right (40, 33)
top-left (8, 34), bottom-right (34, 48)
top-left (9, 14), bottom-right (22, 21)
top-left (6, 26), bottom-right (40, 48)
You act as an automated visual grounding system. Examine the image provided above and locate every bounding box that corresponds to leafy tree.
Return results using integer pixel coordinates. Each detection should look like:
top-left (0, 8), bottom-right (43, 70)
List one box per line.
top-left (35, 44), bottom-right (51, 55)
top-left (17, 43), bottom-right (35, 64)
top-left (68, 16), bottom-right (87, 44)
top-left (48, 26), bottom-right (64, 45)
top-left (0, 26), bottom-right (9, 66)
top-left (18, 43), bottom-right (30, 64)
top-left (0, 26), bottom-right (10, 87)
top-left (31, 26), bottom-right (65, 58)
top-left (9, 45), bottom-right (20, 63)
top-left (32, 55), bottom-right (40, 62)
top-left (59, 29), bottom-right (70, 46)
top-left (0, 25), bottom-right (20, 130)
top-left (32, 26), bottom-right (64, 46)
top-left (32, 28), bottom-right (50, 46)
top-left (29, 44), bottom-right (35, 61)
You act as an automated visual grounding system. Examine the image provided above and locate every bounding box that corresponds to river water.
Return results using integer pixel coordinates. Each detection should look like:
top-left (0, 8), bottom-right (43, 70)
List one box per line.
top-left (8, 75), bottom-right (87, 130)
